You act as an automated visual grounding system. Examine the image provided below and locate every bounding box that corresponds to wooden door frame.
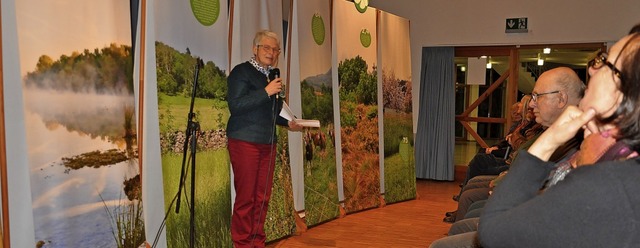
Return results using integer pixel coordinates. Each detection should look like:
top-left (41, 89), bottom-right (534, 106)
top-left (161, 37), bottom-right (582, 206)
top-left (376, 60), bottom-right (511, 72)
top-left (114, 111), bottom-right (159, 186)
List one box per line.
top-left (455, 46), bottom-right (517, 148)
top-left (454, 43), bottom-right (606, 148)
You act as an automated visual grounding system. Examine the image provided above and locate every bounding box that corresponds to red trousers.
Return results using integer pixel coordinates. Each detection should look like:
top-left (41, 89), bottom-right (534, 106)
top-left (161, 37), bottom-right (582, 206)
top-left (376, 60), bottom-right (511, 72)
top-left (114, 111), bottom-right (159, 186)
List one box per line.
top-left (228, 138), bottom-right (276, 248)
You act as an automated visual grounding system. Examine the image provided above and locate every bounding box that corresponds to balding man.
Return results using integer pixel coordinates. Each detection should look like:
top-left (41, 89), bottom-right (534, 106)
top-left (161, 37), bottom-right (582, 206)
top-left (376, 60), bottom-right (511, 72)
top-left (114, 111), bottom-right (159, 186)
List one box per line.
top-left (530, 67), bottom-right (585, 127)
top-left (456, 67), bottom-right (585, 192)
top-left (433, 67), bottom-right (585, 248)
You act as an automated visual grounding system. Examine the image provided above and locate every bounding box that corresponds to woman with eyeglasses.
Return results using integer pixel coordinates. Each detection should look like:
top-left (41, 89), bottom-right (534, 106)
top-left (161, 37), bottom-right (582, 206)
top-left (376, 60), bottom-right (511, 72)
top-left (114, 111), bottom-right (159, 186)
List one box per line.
top-left (478, 30), bottom-right (640, 247)
top-left (226, 30), bottom-right (303, 248)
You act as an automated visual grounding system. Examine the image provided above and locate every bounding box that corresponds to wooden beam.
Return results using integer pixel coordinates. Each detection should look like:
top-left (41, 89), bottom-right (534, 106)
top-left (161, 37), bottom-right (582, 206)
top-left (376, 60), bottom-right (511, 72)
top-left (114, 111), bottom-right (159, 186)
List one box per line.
top-left (459, 121), bottom-right (489, 148)
top-left (516, 43), bottom-right (607, 50)
top-left (505, 48), bottom-right (519, 136)
top-left (459, 70), bottom-right (509, 118)
top-left (455, 46), bottom-right (513, 57)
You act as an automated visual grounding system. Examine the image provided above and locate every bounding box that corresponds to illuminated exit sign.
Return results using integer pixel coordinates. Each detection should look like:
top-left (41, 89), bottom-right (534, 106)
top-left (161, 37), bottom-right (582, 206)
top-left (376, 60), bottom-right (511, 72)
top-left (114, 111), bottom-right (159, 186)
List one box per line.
top-left (506, 17), bottom-right (528, 33)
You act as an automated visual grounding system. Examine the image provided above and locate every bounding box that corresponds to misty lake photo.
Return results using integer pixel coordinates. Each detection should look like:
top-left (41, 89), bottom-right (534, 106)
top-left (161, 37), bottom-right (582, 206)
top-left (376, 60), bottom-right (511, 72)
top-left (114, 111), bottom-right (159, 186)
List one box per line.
top-left (24, 89), bottom-right (140, 247)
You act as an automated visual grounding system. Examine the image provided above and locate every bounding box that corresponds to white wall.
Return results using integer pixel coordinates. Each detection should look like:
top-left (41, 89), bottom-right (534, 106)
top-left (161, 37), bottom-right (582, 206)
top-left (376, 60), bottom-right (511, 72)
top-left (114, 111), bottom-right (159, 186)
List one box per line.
top-left (369, 0), bottom-right (640, 132)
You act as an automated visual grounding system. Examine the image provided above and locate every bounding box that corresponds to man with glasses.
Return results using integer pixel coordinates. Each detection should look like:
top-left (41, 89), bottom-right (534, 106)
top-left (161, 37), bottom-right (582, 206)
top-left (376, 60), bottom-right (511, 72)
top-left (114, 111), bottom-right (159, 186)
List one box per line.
top-left (226, 30), bottom-right (302, 248)
top-left (456, 67), bottom-right (585, 197)
top-left (529, 67), bottom-right (585, 128)
top-left (432, 67), bottom-right (585, 248)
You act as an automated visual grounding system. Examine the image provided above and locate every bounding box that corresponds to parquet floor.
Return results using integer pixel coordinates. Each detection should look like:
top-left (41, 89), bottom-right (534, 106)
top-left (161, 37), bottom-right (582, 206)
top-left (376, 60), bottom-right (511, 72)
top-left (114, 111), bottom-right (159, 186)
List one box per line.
top-left (267, 177), bottom-right (462, 248)
top-left (267, 141), bottom-right (476, 247)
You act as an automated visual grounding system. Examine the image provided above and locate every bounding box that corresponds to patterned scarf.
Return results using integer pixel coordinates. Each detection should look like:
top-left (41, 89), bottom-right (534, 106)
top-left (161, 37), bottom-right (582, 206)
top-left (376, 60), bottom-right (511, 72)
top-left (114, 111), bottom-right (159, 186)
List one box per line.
top-left (249, 57), bottom-right (271, 76)
top-left (546, 129), bottom-right (637, 188)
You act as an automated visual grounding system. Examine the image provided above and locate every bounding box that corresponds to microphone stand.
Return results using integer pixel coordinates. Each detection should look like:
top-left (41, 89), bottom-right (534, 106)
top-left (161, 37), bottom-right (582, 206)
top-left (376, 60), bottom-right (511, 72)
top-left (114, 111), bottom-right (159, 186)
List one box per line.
top-left (176, 58), bottom-right (203, 248)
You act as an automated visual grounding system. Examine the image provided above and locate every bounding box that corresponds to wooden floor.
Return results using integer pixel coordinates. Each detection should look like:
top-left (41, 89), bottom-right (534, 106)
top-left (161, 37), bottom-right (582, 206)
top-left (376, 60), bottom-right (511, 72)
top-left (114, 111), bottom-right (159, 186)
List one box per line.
top-left (267, 177), bottom-right (462, 248)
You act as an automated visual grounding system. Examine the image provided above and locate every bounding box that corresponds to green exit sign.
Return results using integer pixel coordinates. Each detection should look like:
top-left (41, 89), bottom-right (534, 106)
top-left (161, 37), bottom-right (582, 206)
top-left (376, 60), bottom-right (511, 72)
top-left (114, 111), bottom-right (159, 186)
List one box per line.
top-left (506, 17), bottom-right (528, 33)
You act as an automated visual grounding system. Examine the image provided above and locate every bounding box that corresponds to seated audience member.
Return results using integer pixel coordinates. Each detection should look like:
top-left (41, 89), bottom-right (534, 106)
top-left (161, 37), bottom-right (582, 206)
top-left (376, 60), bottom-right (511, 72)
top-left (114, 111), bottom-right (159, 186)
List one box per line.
top-left (442, 67), bottom-right (585, 224)
top-left (482, 101), bottom-right (524, 159)
top-left (454, 100), bottom-right (540, 197)
top-left (451, 96), bottom-right (541, 204)
top-left (479, 31), bottom-right (640, 248)
top-left (460, 96), bottom-right (541, 188)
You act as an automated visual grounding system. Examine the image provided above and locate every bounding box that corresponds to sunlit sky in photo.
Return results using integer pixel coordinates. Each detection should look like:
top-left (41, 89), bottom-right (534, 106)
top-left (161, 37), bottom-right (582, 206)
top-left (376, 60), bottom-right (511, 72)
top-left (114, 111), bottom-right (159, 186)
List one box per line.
top-left (16, 0), bottom-right (132, 77)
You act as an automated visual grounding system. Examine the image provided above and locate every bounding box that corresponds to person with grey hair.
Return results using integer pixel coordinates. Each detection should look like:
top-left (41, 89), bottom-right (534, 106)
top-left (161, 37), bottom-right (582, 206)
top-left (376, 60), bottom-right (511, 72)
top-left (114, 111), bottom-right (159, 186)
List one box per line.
top-left (226, 30), bottom-right (302, 248)
top-left (431, 67), bottom-right (586, 248)
top-left (479, 32), bottom-right (640, 248)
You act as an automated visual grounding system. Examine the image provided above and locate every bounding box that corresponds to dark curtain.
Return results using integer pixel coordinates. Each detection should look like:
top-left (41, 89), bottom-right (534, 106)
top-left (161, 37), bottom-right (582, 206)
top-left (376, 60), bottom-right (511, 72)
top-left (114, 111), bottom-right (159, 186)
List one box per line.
top-left (415, 47), bottom-right (455, 180)
top-left (130, 0), bottom-right (139, 52)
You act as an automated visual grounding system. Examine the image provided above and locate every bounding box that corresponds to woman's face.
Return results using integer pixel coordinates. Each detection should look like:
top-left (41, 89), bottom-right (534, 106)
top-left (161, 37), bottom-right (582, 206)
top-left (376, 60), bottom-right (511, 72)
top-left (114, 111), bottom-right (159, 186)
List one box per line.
top-left (579, 35), bottom-right (632, 119)
top-left (253, 36), bottom-right (280, 67)
top-left (525, 106), bottom-right (535, 121)
top-left (511, 102), bottom-right (523, 122)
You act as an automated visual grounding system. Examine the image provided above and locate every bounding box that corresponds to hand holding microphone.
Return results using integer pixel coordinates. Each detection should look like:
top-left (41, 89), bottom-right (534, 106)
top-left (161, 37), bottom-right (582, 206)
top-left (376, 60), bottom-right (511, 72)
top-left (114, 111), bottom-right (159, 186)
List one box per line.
top-left (267, 68), bottom-right (285, 99)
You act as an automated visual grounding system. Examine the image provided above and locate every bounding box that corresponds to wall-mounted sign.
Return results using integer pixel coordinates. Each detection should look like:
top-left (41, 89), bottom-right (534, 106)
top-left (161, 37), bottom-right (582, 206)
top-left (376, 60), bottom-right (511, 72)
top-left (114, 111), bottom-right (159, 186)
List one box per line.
top-left (506, 17), bottom-right (528, 33)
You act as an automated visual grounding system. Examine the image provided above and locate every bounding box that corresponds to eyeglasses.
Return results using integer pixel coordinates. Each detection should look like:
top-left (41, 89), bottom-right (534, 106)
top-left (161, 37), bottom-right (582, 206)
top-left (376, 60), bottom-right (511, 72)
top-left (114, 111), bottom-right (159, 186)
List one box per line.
top-left (531, 91), bottom-right (560, 102)
top-left (258, 45), bottom-right (281, 53)
top-left (588, 51), bottom-right (622, 78)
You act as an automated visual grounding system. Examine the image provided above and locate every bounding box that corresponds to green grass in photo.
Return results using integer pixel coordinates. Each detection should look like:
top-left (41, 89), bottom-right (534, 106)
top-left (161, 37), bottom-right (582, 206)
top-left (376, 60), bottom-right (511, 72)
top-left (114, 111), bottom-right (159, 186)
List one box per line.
top-left (383, 110), bottom-right (416, 203)
top-left (265, 128), bottom-right (297, 241)
top-left (158, 93), bottom-right (229, 133)
top-left (303, 138), bottom-right (340, 227)
top-left (161, 150), bottom-right (232, 248)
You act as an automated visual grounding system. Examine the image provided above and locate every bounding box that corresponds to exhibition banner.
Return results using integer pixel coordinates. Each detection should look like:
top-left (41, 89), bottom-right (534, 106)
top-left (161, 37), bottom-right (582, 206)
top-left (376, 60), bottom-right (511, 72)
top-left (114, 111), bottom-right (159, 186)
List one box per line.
top-left (153, 0), bottom-right (232, 246)
top-left (292, 0), bottom-right (340, 226)
top-left (334, 0), bottom-right (381, 213)
top-left (379, 11), bottom-right (416, 204)
top-left (230, 0), bottom-right (296, 242)
top-left (16, 0), bottom-right (145, 246)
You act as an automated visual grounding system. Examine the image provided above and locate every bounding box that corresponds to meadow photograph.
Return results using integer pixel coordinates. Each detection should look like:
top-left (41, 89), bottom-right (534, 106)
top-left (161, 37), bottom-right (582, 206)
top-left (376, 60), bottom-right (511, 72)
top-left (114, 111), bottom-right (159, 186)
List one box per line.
top-left (380, 12), bottom-right (416, 204)
top-left (335, 0), bottom-right (380, 213)
top-left (296, 0), bottom-right (340, 227)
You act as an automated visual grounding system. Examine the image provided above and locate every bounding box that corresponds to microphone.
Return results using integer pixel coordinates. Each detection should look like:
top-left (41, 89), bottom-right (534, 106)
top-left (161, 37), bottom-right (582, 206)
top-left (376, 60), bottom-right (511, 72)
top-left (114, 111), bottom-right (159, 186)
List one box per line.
top-left (268, 68), bottom-right (284, 99)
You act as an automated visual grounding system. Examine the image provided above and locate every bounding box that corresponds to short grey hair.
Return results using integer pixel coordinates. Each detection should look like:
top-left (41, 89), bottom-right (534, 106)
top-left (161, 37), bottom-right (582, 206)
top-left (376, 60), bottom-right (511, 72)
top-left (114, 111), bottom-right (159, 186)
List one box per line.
top-left (553, 67), bottom-right (585, 104)
top-left (253, 30), bottom-right (280, 47)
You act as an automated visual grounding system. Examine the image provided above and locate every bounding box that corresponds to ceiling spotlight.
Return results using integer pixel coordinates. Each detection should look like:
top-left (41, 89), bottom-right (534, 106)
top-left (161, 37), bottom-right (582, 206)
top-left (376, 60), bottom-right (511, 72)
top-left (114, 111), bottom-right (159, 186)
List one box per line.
top-left (543, 47), bottom-right (551, 54)
top-left (461, 66), bottom-right (466, 72)
top-left (537, 58), bottom-right (544, 66)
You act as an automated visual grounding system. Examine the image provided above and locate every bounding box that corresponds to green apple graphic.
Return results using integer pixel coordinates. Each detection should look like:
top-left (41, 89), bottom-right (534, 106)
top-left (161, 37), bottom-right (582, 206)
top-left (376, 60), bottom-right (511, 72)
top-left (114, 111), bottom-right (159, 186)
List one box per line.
top-left (354, 0), bottom-right (368, 13)
top-left (190, 0), bottom-right (220, 26)
top-left (311, 13), bottom-right (325, 45)
top-left (360, 29), bottom-right (371, 48)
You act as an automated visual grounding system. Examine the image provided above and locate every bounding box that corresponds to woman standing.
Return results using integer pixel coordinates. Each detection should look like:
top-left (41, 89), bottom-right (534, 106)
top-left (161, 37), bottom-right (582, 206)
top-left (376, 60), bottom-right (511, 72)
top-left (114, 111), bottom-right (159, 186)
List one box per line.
top-left (226, 30), bottom-right (302, 248)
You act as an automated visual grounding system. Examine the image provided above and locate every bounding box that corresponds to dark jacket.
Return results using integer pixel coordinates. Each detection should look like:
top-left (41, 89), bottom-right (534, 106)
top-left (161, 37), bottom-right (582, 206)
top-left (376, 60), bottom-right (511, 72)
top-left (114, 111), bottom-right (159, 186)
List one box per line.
top-left (479, 151), bottom-right (640, 247)
top-left (226, 61), bottom-right (288, 144)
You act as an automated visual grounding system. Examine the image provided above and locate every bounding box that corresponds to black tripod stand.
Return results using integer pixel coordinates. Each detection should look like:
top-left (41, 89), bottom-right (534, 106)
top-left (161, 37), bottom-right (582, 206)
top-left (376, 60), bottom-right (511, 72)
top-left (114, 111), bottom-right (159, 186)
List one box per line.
top-left (176, 58), bottom-right (203, 248)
